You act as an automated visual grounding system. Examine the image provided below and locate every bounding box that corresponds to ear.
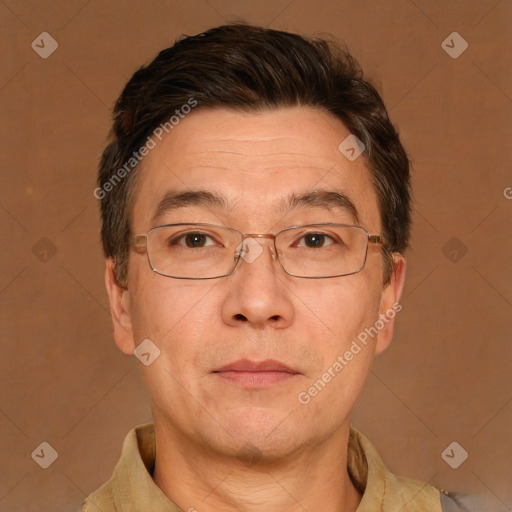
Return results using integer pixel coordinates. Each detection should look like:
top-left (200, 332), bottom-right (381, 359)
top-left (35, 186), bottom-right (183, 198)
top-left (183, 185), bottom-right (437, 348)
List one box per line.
top-left (104, 258), bottom-right (136, 355)
top-left (374, 252), bottom-right (407, 355)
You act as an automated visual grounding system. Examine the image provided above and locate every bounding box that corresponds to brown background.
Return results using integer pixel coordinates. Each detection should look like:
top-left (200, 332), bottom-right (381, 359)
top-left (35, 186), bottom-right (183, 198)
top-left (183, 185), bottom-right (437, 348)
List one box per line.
top-left (0, 1), bottom-right (511, 511)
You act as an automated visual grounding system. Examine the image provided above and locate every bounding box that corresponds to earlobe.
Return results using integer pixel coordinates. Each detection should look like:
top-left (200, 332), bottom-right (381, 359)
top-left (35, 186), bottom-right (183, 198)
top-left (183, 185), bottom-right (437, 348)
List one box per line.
top-left (104, 258), bottom-right (136, 355)
top-left (375, 253), bottom-right (407, 355)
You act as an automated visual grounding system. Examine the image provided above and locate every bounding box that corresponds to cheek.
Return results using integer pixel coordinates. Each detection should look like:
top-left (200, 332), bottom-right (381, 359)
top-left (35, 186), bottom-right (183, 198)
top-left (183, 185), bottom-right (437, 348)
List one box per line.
top-left (295, 275), bottom-right (382, 399)
top-left (297, 274), bottom-right (382, 346)
top-left (129, 273), bottom-right (218, 351)
top-left (130, 278), bottom-right (219, 408)
top-left (132, 274), bottom-right (219, 387)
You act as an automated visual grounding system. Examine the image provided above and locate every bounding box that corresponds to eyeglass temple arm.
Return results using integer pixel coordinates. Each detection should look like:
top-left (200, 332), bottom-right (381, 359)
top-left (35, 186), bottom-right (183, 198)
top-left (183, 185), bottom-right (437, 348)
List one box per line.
top-left (368, 235), bottom-right (385, 245)
top-left (132, 235), bottom-right (148, 253)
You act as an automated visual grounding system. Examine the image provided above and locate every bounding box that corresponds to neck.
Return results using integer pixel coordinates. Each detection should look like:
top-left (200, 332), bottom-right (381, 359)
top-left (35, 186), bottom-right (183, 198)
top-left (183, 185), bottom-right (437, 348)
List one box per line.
top-left (153, 420), bottom-right (362, 512)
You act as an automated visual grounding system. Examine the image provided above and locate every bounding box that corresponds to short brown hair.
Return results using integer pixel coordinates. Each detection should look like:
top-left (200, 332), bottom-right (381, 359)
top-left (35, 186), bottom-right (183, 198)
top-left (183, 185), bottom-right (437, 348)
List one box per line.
top-left (98, 23), bottom-right (411, 286)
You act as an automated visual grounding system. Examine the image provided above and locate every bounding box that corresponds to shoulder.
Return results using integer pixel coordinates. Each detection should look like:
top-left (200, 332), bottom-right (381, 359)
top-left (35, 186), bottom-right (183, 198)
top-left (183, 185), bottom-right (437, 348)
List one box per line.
top-left (348, 427), bottom-right (480, 512)
top-left (440, 491), bottom-right (481, 512)
top-left (80, 423), bottom-right (155, 512)
top-left (81, 479), bottom-right (116, 511)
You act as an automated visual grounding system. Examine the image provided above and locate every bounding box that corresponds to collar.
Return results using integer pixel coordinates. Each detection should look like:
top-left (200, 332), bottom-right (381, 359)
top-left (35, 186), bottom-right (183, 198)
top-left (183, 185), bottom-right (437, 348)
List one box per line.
top-left (85, 423), bottom-right (441, 512)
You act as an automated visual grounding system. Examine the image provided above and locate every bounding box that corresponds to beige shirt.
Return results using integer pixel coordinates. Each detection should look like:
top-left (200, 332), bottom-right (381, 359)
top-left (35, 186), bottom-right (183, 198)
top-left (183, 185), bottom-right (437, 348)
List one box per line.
top-left (82, 423), bottom-right (450, 511)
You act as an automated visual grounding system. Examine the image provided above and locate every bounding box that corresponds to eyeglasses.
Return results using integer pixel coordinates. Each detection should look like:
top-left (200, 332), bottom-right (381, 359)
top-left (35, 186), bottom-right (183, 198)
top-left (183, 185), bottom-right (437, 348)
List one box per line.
top-left (132, 223), bottom-right (385, 279)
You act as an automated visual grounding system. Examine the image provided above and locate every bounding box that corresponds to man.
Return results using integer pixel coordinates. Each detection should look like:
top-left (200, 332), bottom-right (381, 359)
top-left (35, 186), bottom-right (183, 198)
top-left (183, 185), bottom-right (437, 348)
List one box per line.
top-left (85, 23), bottom-right (472, 512)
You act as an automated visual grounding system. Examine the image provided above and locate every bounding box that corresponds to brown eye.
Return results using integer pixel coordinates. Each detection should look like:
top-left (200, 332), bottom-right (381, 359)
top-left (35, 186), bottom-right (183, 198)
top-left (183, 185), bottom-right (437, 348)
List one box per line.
top-left (296, 233), bottom-right (334, 248)
top-left (168, 232), bottom-right (218, 248)
top-left (304, 233), bottom-right (325, 248)
top-left (184, 233), bottom-right (208, 247)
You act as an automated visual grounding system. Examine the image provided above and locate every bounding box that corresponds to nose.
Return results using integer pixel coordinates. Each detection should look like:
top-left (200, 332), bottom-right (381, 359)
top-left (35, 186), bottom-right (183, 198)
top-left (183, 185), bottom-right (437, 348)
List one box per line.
top-left (220, 236), bottom-right (294, 329)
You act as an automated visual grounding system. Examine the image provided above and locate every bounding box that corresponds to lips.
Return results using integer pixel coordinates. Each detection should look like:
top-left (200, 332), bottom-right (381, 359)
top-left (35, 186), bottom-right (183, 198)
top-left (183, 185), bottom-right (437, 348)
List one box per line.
top-left (213, 359), bottom-right (300, 387)
top-left (213, 358), bottom-right (299, 374)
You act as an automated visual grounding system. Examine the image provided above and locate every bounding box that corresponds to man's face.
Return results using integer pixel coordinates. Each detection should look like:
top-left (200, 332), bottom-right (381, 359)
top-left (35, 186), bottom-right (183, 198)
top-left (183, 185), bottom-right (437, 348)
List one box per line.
top-left (111, 106), bottom-right (404, 461)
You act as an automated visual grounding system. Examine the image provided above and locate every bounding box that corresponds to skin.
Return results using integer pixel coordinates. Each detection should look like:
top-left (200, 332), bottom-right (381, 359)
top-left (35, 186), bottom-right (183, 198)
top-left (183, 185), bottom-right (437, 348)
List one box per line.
top-left (105, 106), bottom-right (406, 512)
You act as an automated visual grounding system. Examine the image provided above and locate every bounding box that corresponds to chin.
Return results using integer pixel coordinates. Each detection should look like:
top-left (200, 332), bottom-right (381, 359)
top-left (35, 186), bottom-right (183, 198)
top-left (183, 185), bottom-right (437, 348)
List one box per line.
top-left (217, 409), bottom-right (305, 455)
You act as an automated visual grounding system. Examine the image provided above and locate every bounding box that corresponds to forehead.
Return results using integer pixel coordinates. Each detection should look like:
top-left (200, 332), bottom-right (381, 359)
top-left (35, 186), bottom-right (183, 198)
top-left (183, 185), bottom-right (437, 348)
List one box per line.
top-left (131, 106), bottom-right (381, 231)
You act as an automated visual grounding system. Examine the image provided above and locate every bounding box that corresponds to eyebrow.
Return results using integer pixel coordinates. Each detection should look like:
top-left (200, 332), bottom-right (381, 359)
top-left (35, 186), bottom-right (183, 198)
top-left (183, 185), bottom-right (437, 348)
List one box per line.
top-left (152, 190), bottom-right (228, 222)
top-left (152, 188), bottom-right (360, 224)
top-left (282, 189), bottom-right (360, 224)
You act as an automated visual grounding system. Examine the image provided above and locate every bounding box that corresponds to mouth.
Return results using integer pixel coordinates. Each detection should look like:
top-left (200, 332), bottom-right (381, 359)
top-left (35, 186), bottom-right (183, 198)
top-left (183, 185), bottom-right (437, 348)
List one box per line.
top-left (212, 359), bottom-right (300, 388)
